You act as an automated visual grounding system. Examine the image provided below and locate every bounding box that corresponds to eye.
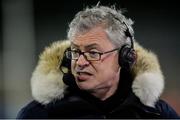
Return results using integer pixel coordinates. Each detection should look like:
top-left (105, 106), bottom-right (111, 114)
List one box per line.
top-left (71, 48), bottom-right (81, 53)
top-left (70, 50), bottom-right (80, 59)
top-left (88, 51), bottom-right (100, 58)
top-left (89, 51), bottom-right (98, 54)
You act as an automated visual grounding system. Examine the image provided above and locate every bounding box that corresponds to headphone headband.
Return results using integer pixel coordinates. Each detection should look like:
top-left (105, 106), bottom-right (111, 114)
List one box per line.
top-left (123, 22), bottom-right (134, 49)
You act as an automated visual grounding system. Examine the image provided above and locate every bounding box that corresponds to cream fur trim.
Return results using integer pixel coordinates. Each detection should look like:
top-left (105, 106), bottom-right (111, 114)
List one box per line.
top-left (31, 40), bottom-right (164, 107)
top-left (132, 42), bottom-right (164, 107)
top-left (132, 72), bottom-right (164, 107)
top-left (31, 40), bottom-right (70, 104)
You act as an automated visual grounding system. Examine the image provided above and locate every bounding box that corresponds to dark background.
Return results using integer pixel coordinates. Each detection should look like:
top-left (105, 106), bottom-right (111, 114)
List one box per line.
top-left (1, 0), bottom-right (180, 118)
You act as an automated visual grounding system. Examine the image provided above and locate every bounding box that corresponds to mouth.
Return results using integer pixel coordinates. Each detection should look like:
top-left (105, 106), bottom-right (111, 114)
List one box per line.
top-left (76, 71), bottom-right (93, 81)
top-left (77, 71), bottom-right (92, 75)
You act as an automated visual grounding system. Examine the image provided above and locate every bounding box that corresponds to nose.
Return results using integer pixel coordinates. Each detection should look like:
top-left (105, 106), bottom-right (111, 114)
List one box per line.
top-left (76, 54), bottom-right (89, 67)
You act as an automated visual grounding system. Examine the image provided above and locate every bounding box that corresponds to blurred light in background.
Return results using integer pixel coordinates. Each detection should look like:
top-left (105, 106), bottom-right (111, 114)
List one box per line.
top-left (2, 0), bottom-right (35, 118)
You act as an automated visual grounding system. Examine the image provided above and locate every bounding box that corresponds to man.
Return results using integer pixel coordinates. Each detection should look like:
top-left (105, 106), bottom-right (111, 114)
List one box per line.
top-left (17, 5), bottom-right (179, 118)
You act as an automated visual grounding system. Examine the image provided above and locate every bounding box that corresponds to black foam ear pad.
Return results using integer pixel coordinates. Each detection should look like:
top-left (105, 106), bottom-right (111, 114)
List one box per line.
top-left (119, 45), bottom-right (136, 70)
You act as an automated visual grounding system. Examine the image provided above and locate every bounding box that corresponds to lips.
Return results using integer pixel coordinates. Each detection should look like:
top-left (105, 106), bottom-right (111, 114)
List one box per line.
top-left (77, 71), bottom-right (92, 75)
top-left (76, 71), bottom-right (93, 81)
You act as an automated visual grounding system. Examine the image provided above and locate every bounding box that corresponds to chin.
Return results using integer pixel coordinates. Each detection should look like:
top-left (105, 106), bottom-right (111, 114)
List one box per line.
top-left (76, 81), bottom-right (94, 91)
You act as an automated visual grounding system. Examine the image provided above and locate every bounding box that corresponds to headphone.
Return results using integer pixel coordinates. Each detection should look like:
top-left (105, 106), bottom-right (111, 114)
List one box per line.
top-left (118, 22), bottom-right (137, 71)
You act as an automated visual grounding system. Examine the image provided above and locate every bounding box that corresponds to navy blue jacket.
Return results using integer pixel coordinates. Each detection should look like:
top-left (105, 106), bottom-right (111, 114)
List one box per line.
top-left (17, 69), bottom-right (180, 119)
top-left (17, 90), bottom-right (179, 119)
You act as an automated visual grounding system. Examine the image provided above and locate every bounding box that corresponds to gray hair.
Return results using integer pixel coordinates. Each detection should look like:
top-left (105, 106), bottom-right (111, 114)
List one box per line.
top-left (67, 5), bottom-right (134, 48)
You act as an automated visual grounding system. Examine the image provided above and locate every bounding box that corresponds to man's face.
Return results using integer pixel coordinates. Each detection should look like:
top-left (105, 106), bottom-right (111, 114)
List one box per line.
top-left (71, 26), bottom-right (120, 92)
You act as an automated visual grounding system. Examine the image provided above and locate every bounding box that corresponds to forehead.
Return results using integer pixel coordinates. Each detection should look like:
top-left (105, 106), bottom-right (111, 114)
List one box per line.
top-left (71, 26), bottom-right (114, 49)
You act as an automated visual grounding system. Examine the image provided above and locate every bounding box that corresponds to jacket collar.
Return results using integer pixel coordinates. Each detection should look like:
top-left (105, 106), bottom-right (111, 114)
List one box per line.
top-left (31, 40), bottom-right (164, 107)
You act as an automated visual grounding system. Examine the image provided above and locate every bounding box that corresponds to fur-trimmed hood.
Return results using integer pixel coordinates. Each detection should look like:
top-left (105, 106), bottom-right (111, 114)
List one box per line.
top-left (31, 40), bottom-right (164, 107)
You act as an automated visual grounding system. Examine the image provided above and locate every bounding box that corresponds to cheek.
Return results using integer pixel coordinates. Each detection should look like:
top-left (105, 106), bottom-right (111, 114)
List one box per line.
top-left (99, 54), bottom-right (119, 72)
top-left (112, 54), bottom-right (120, 71)
top-left (95, 59), bottom-right (119, 79)
top-left (100, 55), bottom-right (119, 79)
top-left (99, 64), bottom-right (116, 76)
top-left (71, 61), bottom-right (76, 75)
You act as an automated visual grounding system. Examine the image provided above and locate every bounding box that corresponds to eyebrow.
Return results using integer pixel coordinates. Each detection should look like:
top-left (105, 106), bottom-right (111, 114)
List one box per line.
top-left (71, 42), bottom-right (100, 49)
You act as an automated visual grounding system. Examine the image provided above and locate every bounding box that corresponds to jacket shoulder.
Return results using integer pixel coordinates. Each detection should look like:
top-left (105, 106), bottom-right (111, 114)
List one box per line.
top-left (155, 99), bottom-right (180, 118)
top-left (17, 100), bottom-right (48, 119)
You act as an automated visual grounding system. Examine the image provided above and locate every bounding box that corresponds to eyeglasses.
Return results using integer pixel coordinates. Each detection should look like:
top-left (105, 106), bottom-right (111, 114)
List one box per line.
top-left (65, 48), bottom-right (119, 61)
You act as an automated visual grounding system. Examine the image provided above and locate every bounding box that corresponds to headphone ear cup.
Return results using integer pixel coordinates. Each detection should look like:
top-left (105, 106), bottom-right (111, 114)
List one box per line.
top-left (119, 45), bottom-right (136, 70)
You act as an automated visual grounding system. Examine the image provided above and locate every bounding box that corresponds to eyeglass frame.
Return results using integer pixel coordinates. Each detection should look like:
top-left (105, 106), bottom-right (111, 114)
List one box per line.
top-left (65, 48), bottom-right (120, 61)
